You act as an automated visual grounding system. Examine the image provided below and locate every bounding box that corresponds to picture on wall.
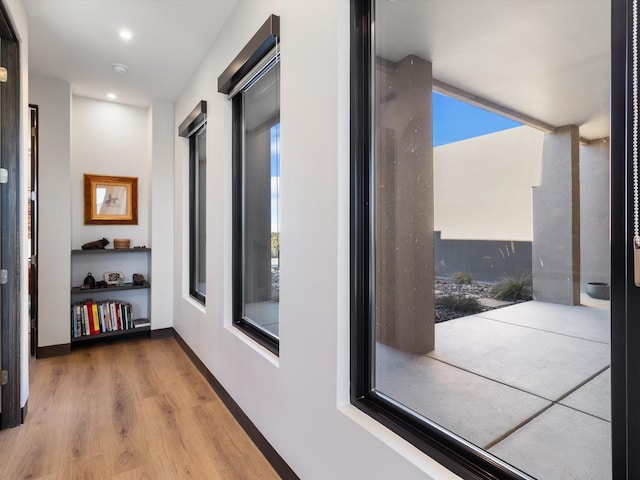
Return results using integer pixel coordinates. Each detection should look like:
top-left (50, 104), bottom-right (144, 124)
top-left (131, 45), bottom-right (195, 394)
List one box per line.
top-left (84, 174), bottom-right (138, 225)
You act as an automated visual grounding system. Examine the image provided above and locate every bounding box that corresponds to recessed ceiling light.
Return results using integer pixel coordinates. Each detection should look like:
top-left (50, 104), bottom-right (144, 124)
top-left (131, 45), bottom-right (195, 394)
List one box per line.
top-left (107, 93), bottom-right (117, 100)
top-left (119, 29), bottom-right (133, 41)
top-left (112, 63), bottom-right (128, 75)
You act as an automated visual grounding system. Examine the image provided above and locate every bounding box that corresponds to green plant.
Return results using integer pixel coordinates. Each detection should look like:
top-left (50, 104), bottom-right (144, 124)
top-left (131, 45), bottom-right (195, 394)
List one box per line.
top-left (271, 232), bottom-right (280, 258)
top-left (453, 272), bottom-right (473, 285)
top-left (435, 294), bottom-right (483, 314)
top-left (489, 274), bottom-right (533, 302)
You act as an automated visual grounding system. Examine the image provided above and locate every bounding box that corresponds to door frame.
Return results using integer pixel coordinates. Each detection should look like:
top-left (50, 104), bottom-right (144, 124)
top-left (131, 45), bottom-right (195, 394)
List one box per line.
top-left (0, 1), bottom-right (21, 430)
top-left (29, 105), bottom-right (38, 357)
top-left (611, 0), bottom-right (638, 477)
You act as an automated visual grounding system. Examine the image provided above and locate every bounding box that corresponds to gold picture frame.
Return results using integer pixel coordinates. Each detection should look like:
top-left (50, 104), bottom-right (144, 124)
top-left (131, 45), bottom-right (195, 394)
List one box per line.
top-left (84, 174), bottom-right (138, 225)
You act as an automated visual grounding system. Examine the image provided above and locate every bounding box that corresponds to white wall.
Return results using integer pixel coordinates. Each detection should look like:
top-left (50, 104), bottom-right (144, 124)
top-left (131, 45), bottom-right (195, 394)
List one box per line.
top-left (5, 0), bottom-right (30, 408)
top-left (30, 75), bottom-right (71, 348)
top-left (71, 96), bottom-right (150, 247)
top-left (173, 2), bottom-right (458, 479)
top-left (434, 126), bottom-right (544, 242)
top-left (32, 91), bottom-right (170, 346)
top-left (149, 100), bottom-right (174, 329)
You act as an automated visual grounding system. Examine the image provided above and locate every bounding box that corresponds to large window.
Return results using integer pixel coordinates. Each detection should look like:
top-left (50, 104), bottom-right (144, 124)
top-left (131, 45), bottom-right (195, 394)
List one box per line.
top-left (351, 0), bottom-right (621, 478)
top-left (219, 15), bottom-right (280, 354)
top-left (179, 101), bottom-right (207, 304)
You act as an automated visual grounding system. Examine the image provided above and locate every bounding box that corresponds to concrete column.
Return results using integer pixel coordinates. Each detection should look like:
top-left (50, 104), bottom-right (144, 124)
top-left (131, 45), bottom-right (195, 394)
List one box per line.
top-left (245, 126), bottom-right (272, 303)
top-left (375, 55), bottom-right (434, 353)
top-left (579, 141), bottom-right (610, 290)
top-left (532, 125), bottom-right (580, 305)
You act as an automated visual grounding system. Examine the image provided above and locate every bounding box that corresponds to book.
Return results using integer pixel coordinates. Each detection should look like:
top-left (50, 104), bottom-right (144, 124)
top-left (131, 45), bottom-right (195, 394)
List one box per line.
top-left (82, 303), bottom-right (89, 336)
top-left (85, 301), bottom-right (95, 335)
top-left (92, 303), bottom-right (100, 334)
top-left (133, 318), bottom-right (150, 328)
top-left (104, 302), bottom-right (112, 332)
top-left (76, 304), bottom-right (83, 336)
top-left (71, 306), bottom-right (77, 338)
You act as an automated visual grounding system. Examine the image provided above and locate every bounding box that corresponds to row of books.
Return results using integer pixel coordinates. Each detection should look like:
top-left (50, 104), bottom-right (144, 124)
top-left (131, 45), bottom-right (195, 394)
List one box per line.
top-left (71, 299), bottom-right (137, 338)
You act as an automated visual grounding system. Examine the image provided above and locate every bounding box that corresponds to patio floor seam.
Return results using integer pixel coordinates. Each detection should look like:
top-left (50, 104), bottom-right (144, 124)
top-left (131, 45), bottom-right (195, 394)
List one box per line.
top-left (472, 313), bottom-right (610, 345)
top-left (424, 352), bottom-right (552, 403)
top-left (482, 364), bottom-right (611, 450)
top-left (421, 353), bottom-right (610, 445)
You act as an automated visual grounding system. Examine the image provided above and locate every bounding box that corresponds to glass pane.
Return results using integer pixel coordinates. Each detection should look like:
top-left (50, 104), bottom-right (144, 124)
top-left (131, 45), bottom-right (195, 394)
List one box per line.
top-left (196, 127), bottom-right (206, 296)
top-left (190, 127), bottom-right (206, 301)
top-left (242, 61), bottom-right (280, 339)
top-left (374, 1), bottom-right (611, 478)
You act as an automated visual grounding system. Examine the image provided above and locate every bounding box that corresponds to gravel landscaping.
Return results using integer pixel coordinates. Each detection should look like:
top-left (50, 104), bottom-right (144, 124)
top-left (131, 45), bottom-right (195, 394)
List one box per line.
top-left (435, 277), bottom-right (499, 323)
top-left (271, 271), bottom-right (516, 323)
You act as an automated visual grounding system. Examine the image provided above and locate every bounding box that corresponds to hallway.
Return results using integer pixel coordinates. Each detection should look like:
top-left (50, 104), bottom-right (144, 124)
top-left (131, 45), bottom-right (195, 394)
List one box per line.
top-left (0, 337), bottom-right (280, 479)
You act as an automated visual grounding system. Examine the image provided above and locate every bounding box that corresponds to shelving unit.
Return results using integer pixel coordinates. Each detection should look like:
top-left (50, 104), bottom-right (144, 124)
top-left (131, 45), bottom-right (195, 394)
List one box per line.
top-left (70, 280), bottom-right (150, 294)
top-left (71, 247), bottom-right (151, 343)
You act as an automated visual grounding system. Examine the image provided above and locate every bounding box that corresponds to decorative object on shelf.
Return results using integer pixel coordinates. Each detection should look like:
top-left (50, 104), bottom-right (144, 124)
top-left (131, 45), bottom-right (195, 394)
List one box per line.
top-left (82, 237), bottom-right (110, 250)
top-left (133, 318), bottom-right (150, 328)
top-left (83, 272), bottom-right (96, 289)
top-left (95, 280), bottom-right (108, 288)
top-left (132, 273), bottom-right (146, 285)
top-left (84, 173), bottom-right (138, 225)
top-left (104, 271), bottom-right (125, 285)
top-left (113, 238), bottom-right (131, 249)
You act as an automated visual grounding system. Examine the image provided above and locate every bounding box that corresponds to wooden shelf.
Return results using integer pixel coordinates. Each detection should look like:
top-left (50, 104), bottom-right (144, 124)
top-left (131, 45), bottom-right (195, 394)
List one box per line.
top-left (71, 325), bottom-right (151, 343)
top-left (71, 247), bottom-right (150, 255)
top-left (71, 281), bottom-right (150, 294)
top-left (71, 247), bottom-right (151, 344)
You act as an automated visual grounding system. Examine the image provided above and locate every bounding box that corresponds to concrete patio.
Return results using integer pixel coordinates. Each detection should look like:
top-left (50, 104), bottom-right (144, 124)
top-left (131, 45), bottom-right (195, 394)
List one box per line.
top-left (377, 294), bottom-right (611, 479)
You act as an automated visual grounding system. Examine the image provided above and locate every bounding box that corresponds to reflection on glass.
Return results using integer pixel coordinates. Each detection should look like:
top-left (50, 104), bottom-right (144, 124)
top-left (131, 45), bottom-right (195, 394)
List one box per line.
top-left (242, 60), bottom-right (280, 339)
top-left (195, 127), bottom-right (206, 296)
top-left (374, 1), bottom-right (611, 478)
top-left (190, 126), bottom-right (206, 301)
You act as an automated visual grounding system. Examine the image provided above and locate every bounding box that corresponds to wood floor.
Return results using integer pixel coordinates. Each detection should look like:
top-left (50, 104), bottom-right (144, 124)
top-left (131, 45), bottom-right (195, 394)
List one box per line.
top-left (0, 336), bottom-right (281, 480)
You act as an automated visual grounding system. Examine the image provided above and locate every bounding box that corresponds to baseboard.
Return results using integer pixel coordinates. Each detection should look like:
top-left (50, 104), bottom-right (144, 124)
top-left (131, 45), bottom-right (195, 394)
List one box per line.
top-left (150, 327), bottom-right (174, 339)
top-left (172, 330), bottom-right (299, 480)
top-left (21, 399), bottom-right (27, 423)
top-left (36, 343), bottom-right (71, 358)
top-left (37, 329), bottom-right (172, 357)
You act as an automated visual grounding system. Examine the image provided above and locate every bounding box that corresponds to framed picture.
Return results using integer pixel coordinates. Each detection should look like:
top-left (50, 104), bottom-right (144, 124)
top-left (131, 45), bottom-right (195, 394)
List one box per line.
top-left (84, 174), bottom-right (138, 225)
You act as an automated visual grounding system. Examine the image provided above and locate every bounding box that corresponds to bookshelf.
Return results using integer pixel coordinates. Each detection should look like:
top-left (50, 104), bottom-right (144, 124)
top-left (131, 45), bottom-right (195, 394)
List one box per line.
top-left (70, 247), bottom-right (151, 342)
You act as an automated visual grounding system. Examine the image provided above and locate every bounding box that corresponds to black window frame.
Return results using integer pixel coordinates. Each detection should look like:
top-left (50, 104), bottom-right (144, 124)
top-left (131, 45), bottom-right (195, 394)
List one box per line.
top-left (350, 0), bottom-right (630, 478)
top-left (179, 101), bottom-right (207, 305)
top-left (219, 15), bottom-right (280, 355)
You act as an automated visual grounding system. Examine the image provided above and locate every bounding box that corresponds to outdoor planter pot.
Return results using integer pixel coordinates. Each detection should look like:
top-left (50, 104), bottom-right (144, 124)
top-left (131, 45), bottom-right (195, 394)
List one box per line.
top-left (586, 282), bottom-right (610, 300)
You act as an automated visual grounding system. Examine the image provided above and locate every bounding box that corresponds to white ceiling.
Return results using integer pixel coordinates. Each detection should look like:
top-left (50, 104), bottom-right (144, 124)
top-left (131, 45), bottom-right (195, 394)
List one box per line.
top-left (377, 0), bottom-right (611, 140)
top-left (23, 0), bottom-right (238, 107)
top-left (23, 0), bottom-right (611, 139)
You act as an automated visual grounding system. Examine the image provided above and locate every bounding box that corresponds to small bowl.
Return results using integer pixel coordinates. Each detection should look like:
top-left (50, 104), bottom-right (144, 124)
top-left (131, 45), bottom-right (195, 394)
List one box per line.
top-left (113, 238), bottom-right (131, 249)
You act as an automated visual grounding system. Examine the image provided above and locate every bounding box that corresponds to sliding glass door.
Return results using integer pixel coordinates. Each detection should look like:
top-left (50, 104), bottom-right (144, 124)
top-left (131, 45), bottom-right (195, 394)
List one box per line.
top-left (351, 0), bottom-right (638, 477)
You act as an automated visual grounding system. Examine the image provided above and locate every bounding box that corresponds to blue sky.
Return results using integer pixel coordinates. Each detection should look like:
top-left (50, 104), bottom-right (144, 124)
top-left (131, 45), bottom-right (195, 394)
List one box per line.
top-left (271, 123), bottom-right (280, 177)
top-left (433, 91), bottom-right (521, 146)
top-left (271, 123), bottom-right (280, 232)
top-left (267, 95), bottom-right (519, 231)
